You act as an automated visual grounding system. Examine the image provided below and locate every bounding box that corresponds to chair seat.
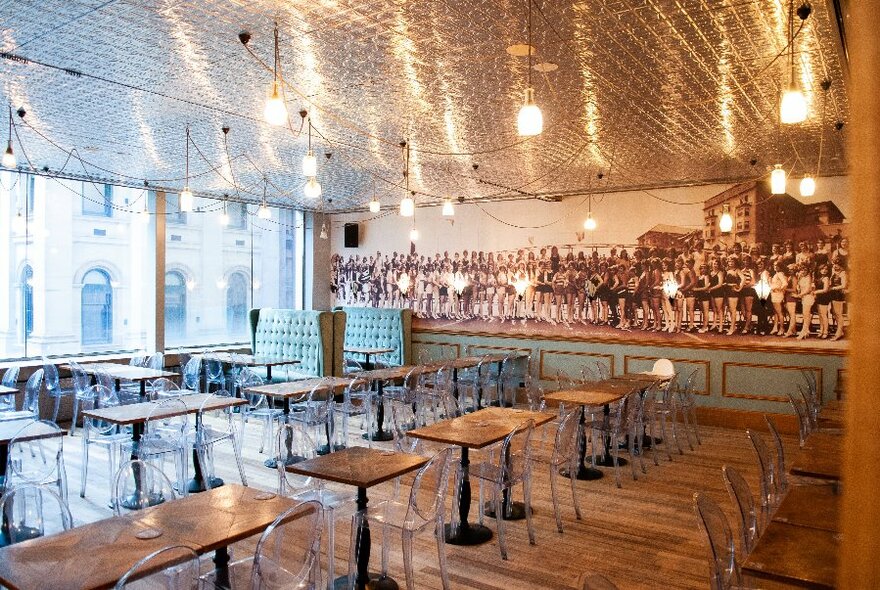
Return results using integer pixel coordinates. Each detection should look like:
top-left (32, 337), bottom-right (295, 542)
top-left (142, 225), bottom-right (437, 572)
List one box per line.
top-left (469, 461), bottom-right (515, 485)
top-left (362, 498), bottom-right (433, 532)
top-left (0, 411), bottom-right (36, 422)
top-left (292, 487), bottom-right (352, 510)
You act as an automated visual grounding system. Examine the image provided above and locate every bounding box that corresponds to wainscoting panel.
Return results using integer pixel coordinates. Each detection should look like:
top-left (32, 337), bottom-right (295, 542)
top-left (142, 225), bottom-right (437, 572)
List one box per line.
top-left (624, 355), bottom-right (711, 395)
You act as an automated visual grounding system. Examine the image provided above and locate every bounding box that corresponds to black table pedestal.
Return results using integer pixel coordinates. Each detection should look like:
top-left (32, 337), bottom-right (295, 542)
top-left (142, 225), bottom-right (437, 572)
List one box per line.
top-left (445, 447), bottom-right (493, 546)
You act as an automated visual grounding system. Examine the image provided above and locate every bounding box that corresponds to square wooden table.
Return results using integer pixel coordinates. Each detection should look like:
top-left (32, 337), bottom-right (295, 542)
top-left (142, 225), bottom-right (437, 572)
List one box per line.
top-left (343, 346), bottom-right (395, 371)
top-left (772, 483), bottom-right (840, 532)
top-left (287, 446), bottom-right (428, 590)
top-left (408, 407), bottom-right (554, 546)
top-left (0, 484), bottom-right (299, 590)
top-left (197, 352), bottom-right (300, 384)
top-left (543, 380), bottom-right (637, 480)
top-left (64, 362), bottom-right (179, 400)
top-left (741, 520), bottom-right (839, 589)
top-left (790, 431), bottom-right (842, 481)
top-left (83, 393), bottom-right (247, 494)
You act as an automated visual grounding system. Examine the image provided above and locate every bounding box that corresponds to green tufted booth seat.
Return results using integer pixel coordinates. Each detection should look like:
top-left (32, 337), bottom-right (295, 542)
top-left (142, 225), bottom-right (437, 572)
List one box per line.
top-left (334, 307), bottom-right (412, 367)
top-left (248, 308), bottom-right (335, 382)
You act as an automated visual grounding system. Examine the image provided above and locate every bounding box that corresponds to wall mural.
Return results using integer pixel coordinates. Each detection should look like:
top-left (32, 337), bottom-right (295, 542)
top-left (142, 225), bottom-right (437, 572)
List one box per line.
top-left (331, 182), bottom-right (850, 349)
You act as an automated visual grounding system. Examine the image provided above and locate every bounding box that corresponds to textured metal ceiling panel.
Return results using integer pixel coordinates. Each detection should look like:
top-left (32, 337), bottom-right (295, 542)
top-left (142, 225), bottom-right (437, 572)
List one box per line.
top-left (0, 0), bottom-right (848, 211)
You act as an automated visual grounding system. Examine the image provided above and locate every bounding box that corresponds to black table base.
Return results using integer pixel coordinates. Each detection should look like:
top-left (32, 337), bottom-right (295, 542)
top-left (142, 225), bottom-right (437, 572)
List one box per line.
top-left (363, 430), bottom-right (394, 442)
top-left (443, 522), bottom-right (494, 546)
top-left (119, 491), bottom-right (169, 510)
top-left (187, 476), bottom-right (223, 494)
top-left (483, 500), bottom-right (530, 520)
top-left (560, 465), bottom-right (604, 481)
top-left (334, 572), bottom-right (399, 590)
top-left (594, 454), bottom-right (628, 468)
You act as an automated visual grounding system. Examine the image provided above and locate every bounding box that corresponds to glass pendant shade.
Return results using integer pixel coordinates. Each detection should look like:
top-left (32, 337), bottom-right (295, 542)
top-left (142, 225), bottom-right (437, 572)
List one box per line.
top-left (264, 82), bottom-right (288, 126)
top-left (409, 227), bottom-right (419, 241)
top-left (780, 86), bottom-right (808, 124)
top-left (441, 199), bottom-right (455, 216)
top-left (800, 175), bottom-right (816, 197)
top-left (2, 142), bottom-right (15, 168)
top-left (302, 150), bottom-right (317, 177)
top-left (368, 199), bottom-right (381, 213)
top-left (517, 88), bottom-right (543, 136)
top-left (257, 203), bottom-right (272, 219)
top-left (771, 165), bottom-right (787, 195)
top-left (719, 210), bottom-right (733, 233)
top-left (139, 205), bottom-right (151, 224)
top-left (319, 222), bottom-right (328, 240)
top-left (179, 187), bottom-right (194, 212)
top-left (399, 195), bottom-right (414, 217)
top-left (304, 177), bottom-right (322, 199)
top-left (583, 212), bottom-right (597, 231)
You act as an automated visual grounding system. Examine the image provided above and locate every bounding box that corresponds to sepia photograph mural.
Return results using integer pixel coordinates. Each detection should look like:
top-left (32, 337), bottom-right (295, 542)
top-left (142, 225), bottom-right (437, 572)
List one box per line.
top-left (330, 180), bottom-right (850, 350)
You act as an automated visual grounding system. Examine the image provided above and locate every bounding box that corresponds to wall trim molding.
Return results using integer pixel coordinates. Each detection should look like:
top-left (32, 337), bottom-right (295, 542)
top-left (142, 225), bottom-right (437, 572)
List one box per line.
top-left (413, 326), bottom-right (848, 358)
top-left (695, 406), bottom-right (798, 435)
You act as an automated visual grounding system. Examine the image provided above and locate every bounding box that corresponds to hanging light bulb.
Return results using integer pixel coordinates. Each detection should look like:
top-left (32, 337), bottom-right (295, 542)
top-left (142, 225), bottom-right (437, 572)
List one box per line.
top-left (780, 1), bottom-right (808, 125)
top-left (771, 164), bottom-right (787, 194)
top-left (2, 106), bottom-right (15, 168)
top-left (400, 193), bottom-right (414, 217)
top-left (302, 119), bottom-right (317, 176)
top-left (442, 198), bottom-right (455, 216)
top-left (800, 175), bottom-right (816, 197)
top-left (368, 198), bottom-right (381, 213)
top-left (719, 205), bottom-right (733, 233)
top-left (518, 88), bottom-right (543, 136)
top-left (264, 24), bottom-right (288, 126)
top-left (583, 212), bottom-right (597, 231)
top-left (11, 209), bottom-right (25, 234)
top-left (179, 126), bottom-right (194, 212)
top-left (139, 199), bottom-right (150, 224)
top-left (319, 220), bottom-right (329, 240)
top-left (409, 226), bottom-right (419, 241)
top-left (304, 177), bottom-right (322, 199)
top-left (219, 201), bottom-right (230, 226)
top-left (257, 202), bottom-right (271, 219)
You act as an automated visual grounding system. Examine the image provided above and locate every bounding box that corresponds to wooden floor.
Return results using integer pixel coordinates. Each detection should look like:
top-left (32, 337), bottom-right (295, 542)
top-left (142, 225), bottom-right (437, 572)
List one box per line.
top-left (58, 415), bottom-right (780, 590)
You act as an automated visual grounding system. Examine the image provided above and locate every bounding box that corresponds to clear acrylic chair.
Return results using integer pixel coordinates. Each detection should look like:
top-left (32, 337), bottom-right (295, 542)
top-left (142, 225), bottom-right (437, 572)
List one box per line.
top-left (194, 390), bottom-right (247, 488)
top-left (42, 360), bottom-right (74, 424)
top-left (144, 352), bottom-right (165, 371)
top-left (0, 484), bottom-right (73, 544)
top-left (238, 368), bottom-right (282, 455)
top-left (471, 420), bottom-right (536, 560)
top-left (202, 352), bottom-right (226, 393)
top-left (181, 357), bottom-right (203, 392)
top-left (0, 365), bottom-right (20, 415)
top-left (201, 500), bottom-right (324, 590)
top-left (588, 390), bottom-right (644, 488)
top-left (647, 374), bottom-right (682, 461)
top-left (498, 353), bottom-right (528, 407)
top-left (722, 465), bottom-right (760, 558)
top-left (787, 390), bottom-right (812, 447)
top-left (290, 382), bottom-right (336, 455)
top-left (125, 398), bottom-right (190, 496)
top-left (595, 361), bottom-right (611, 380)
top-left (763, 415), bottom-right (790, 495)
top-left (79, 384), bottom-right (131, 505)
top-left (66, 361), bottom-right (92, 435)
top-left (745, 430), bottom-right (777, 524)
top-left (150, 378), bottom-right (181, 399)
top-left (675, 370), bottom-right (701, 449)
top-left (276, 425), bottom-right (354, 590)
top-left (530, 407), bottom-right (582, 533)
top-left (115, 545), bottom-right (200, 590)
top-left (113, 459), bottom-right (177, 515)
top-left (0, 369), bottom-right (43, 422)
top-left (353, 448), bottom-right (454, 590)
top-left (333, 378), bottom-right (375, 450)
top-left (692, 492), bottom-right (743, 590)
top-left (5, 419), bottom-right (67, 502)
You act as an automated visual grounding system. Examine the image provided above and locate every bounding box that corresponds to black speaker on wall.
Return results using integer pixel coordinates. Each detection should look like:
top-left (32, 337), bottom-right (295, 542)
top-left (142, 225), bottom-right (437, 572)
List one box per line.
top-left (344, 223), bottom-right (359, 248)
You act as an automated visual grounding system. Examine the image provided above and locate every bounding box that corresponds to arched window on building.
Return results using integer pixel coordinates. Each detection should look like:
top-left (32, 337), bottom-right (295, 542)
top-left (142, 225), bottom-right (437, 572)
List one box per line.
top-left (21, 265), bottom-right (33, 341)
top-left (81, 269), bottom-right (113, 345)
top-left (165, 271), bottom-right (187, 341)
top-left (226, 272), bottom-right (249, 336)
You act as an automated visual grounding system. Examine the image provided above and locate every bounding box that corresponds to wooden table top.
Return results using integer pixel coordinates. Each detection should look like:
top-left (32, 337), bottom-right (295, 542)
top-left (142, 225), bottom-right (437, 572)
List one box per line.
top-left (81, 393), bottom-right (246, 426)
top-left (0, 384), bottom-right (18, 396)
top-left (741, 521), bottom-right (839, 589)
top-left (0, 419), bottom-right (65, 445)
top-left (0, 484), bottom-right (298, 590)
top-left (355, 365), bottom-right (436, 382)
top-left (63, 362), bottom-right (178, 382)
top-left (197, 352), bottom-right (300, 367)
top-left (543, 381), bottom-right (634, 407)
top-left (408, 407), bottom-right (555, 449)
top-left (286, 446), bottom-right (428, 489)
top-left (773, 483), bottom-right (840, 532)
top-left (615, 372), bottom-right (666, 382)
top-left (344, 346), bottom-right (395, 356)
top-left (243, 376), bottom-right (353, 399)
top-left (791, 432), bottom-right (843, 481)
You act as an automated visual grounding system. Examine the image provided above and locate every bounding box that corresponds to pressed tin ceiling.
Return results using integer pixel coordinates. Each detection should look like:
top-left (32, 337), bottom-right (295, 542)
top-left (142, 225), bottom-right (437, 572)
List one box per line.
top-left (0, 0), bottom-right (848, 212)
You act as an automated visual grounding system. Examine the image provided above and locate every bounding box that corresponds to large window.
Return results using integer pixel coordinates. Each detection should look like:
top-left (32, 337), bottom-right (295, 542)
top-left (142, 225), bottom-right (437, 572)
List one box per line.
top-left (226, 272), bottom-right (249, 336)
top-left (81, 269), bottom-right (113, 345)
top-left (165, 271), bottom-right (187, 341)
top-left (82, 183), bottom-right (113, 217)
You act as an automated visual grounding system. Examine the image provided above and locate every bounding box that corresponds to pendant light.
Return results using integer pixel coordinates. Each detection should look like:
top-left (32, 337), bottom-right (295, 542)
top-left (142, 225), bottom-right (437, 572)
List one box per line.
top-left (304, 176), bottom-right (322, 199)
top-left (771, 164), bottom-right (787, 194)
top-left (799, 175), bottom-right (816, 197)
top-left (399, 142), bottom-right (414, 216)
top-left (219, 200), bottom-right (230, 226)
top-left (442, 198), bottom-right (455, 216)
top-left (2, 106), bottom-right (15, 168)
top-left (368, 198), bottom-right (381, 213)
top-left (780, 1), bottom-right (808, 124)
top-left (409, 226), bottom-right (419, 241)
top-left (264, 23), bottom-right (288, 126)
top-left (319, 220), bottom-right (329, 240)
top-left (179, 127), bottom-right (194, 212)
top-left (257, 179), bottom-right (271, 219)
top-left (517, 0), bottom-right (543, 136)
top-left (138, 193), bottom-right (150, 224)
top-left (302, 118), bottom-right (317, 177)
top-left (719, 204), bottom-right (733, 233)
top-left (583, 195), bottom-right (596, 230)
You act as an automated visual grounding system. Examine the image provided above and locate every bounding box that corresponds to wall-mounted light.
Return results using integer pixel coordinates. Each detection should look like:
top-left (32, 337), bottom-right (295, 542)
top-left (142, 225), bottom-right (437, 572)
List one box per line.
top-left (662, 277), bottom-right (679, 301)
top-left (799, 175), bottom-right (816, 197)
top-left (719, 204), bottom-right (733, 233)
top-left (755, 276), bottom-right (772, 303)
top-left (397, 272), bottom-right (411, 293)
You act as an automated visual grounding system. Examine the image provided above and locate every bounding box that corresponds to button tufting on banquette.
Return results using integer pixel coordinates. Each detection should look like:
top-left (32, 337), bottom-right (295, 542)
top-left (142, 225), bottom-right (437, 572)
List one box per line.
top-left (248, 308), bottom-right (335, 381)
top-left (338, 307), bottom-right (412, 366)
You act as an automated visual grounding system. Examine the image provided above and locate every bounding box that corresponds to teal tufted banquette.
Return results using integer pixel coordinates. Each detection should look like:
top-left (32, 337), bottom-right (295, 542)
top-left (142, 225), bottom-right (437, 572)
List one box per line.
top-left (248, 308), bottom-right (335, 381)
top-left (335, 307), bottom-right (412, 366)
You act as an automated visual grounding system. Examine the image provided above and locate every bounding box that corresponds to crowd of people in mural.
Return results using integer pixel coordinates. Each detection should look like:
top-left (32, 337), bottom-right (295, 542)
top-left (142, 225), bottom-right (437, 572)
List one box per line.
top-left (331, 235), bottom-right (849, 340)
